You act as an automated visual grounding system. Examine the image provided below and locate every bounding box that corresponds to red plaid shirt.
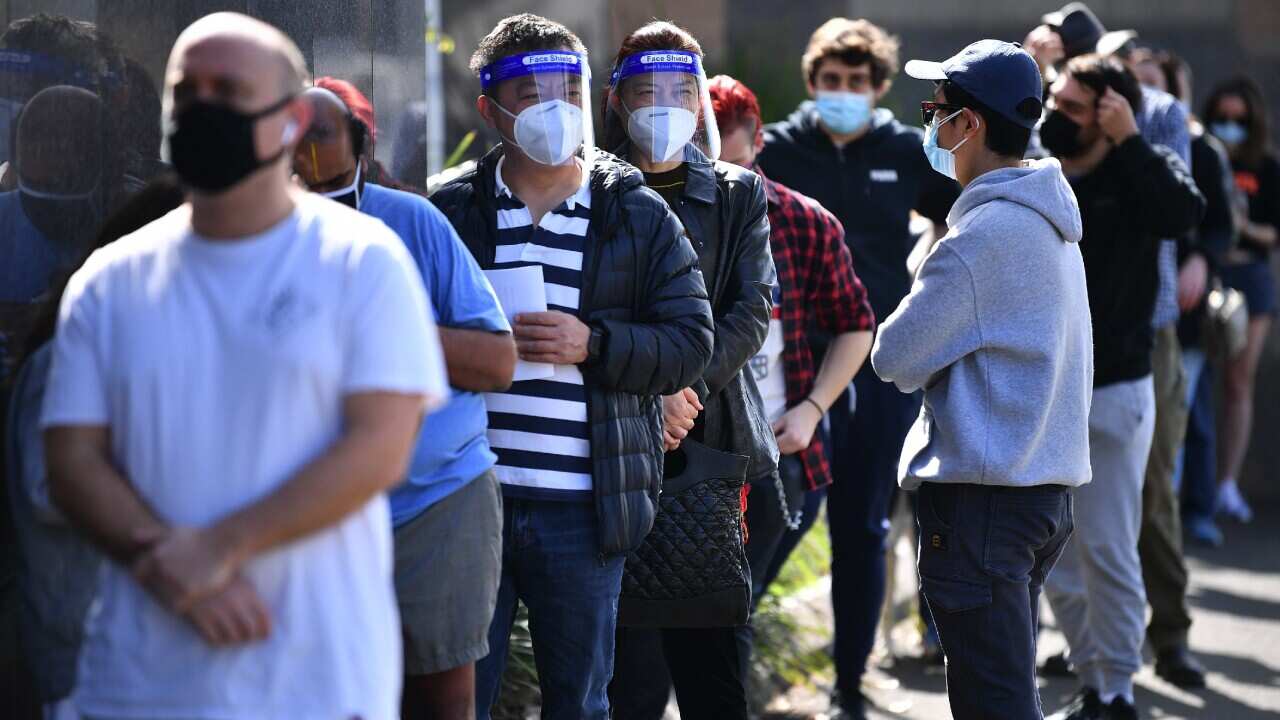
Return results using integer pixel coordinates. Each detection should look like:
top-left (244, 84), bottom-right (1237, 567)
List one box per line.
top-left (760, 167), bottom-right (875, 490)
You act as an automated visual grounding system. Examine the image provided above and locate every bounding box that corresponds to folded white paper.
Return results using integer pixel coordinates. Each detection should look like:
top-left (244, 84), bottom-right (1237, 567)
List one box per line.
top-left (484, 266), bottom-right (555, 382)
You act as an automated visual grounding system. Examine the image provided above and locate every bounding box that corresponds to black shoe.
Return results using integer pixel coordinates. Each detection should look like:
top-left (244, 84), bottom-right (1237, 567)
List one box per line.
top-left (829, 690), bottom-right (868, 720)
top-left (1102, 696), bottom-right (1139, 720)
top-left (1041, 650), bottom-right (1076, 677)
top-left (1047, 687), bottom-right (1103, 720)
top-left (1156, 645), bottom-right (1207, 688)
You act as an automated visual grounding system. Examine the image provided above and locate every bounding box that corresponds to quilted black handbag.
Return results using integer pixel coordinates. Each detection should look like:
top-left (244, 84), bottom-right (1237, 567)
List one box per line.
top-left (618, 439), bottom-right (751, 628)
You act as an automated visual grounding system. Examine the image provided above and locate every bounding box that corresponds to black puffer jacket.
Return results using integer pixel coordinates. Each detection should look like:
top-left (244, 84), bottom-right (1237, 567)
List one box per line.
top-left (431, 147), bottom-right (715, 555)
top-left (633, 145), bottom-right (779, 482)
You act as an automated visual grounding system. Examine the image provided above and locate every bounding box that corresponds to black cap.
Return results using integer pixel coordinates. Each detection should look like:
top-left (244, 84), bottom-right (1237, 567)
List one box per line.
top-left (1042, 2), bottom-right (1106, 59)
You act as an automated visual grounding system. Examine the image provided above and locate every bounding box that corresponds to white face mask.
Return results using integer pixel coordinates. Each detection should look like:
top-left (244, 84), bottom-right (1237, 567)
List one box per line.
top-left (623, 99), bottom-right (697, 163)
top-left (320, 162), bottom-right (362, 209)
top-left (494, 98), bottom-right (584, 166)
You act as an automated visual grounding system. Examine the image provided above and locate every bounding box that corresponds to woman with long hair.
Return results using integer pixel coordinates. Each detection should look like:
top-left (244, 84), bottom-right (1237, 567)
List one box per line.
top-left (601, 20), bottom-right (777, 720)
top-left (1203, 76), bottom-right (1278, 524)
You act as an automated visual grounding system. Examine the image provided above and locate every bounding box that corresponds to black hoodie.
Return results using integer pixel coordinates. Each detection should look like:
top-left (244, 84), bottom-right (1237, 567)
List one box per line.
top-left (758, 104), bottom-right (960, 321)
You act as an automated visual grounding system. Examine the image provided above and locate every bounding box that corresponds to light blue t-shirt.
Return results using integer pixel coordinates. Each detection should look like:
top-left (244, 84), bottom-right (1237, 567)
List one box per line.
top-left (359, 183), bottom-right (510, 526)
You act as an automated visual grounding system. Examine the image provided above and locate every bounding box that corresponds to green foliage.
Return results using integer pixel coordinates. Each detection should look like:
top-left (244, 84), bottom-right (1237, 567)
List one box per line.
top-left (491, 606), bottom-right (539, 720)
top-left (747, 514), bottom-right (834, 712)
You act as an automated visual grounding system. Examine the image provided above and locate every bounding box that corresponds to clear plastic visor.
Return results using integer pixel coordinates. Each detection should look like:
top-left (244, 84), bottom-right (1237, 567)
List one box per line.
top-left (481, 50), bottom-right (594, 167)
top-left (608, 50), bottom-right (720, 163)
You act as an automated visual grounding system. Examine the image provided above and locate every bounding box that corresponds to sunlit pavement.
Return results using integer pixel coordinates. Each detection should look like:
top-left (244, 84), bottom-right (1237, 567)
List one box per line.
top-left (753, 504), bottom-right (1280, 720)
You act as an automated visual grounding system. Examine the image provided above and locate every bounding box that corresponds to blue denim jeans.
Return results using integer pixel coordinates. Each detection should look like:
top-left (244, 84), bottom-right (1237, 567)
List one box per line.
top-left (827, 366), bottom-right (921, 698)
top-left (1178, 356), bottom-right (1218, 523)
top-left (475, 498), bottom-right (625, 720)
top-left (916, 482), bottom-right (1074, 720)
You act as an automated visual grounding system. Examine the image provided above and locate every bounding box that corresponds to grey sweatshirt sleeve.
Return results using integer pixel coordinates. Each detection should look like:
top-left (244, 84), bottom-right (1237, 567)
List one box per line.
top-left (871, 241), bottom-right (982, 393)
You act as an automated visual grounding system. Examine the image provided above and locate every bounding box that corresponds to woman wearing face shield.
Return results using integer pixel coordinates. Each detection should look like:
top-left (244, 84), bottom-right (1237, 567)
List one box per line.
top-left (602, 21), bottom-right (777, 720)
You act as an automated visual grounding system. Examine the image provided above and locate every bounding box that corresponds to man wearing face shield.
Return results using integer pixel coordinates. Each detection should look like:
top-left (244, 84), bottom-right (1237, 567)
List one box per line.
top-left (599, 20), bottom-right (776, 720)
top-left (294, 82), bottom-right (518, 720)
top-left (429, 14), bottom-right (713, 719)
top-left (0, 84), bottom-right (105, 388)
top-left (0, 13), bottom-right (119, 170)
top-left (1038, 55), bottom-right (1204, 720)
top-left (40, 13), bottom-right (449, 719)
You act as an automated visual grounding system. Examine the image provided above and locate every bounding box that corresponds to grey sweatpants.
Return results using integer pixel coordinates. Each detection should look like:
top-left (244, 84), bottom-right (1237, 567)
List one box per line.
top-left (1045, 376), bottom-right (1156, 702)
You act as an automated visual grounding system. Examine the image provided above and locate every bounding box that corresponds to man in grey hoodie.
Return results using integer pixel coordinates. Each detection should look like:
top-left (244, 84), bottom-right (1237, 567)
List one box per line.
top-left (872, 41), bottom-right (1093, 720)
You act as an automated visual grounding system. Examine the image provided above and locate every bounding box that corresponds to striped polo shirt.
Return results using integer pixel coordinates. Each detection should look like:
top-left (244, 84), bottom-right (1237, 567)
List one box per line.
top-left (483, 157), bottom-right (593, 500)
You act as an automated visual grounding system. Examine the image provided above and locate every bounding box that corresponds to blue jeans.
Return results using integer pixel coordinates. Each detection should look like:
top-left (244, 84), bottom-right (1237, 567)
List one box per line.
top-left (475, 498), bottom-right (625, 720)
top-left (916, 482), bottom-right (1074, 720)
top-left (827, 366), bottom-right (920, 699)
top-left (1179, 357), bottom-right (1218, 524)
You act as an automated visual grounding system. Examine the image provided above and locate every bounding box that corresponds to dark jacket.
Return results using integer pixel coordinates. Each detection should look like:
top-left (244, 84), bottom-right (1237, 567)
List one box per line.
top-left (430, 147), bottom-right (715, 554)
top-left (1178, 130), bottom-right (1238, 349)
top-left (758, 104), bottom-right (960, 322)
top-left (628, 144), bottom-right (779, 482)
top-left (1232, 151), bottom-right (1280, 262)
top-left (1069, 135), bottom-right (1205, 387)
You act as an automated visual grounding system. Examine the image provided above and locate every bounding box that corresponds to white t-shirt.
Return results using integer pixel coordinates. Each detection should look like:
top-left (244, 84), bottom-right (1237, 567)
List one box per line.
top-left (40, 195), bottom-right (448, 720)
top-left (753, 316), bottom-right (788, 423)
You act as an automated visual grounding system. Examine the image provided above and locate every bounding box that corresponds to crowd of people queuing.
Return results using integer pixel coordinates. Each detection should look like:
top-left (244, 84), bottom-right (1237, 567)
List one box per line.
top-left (0, 2), bottom-right (1275, 719)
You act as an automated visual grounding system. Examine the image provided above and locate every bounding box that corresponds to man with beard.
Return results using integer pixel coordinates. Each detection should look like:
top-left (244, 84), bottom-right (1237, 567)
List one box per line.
top-left (1038, 54), bottom-right (1204, 720)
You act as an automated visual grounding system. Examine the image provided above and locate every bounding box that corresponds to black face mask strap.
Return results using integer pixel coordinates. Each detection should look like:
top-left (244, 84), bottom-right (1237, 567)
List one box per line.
top-left (250, 93), bottom-right (297, 120)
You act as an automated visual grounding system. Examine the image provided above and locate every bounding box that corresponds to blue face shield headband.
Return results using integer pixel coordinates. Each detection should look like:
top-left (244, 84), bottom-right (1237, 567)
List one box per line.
top-left (0, 50), bottom-right (114, 93)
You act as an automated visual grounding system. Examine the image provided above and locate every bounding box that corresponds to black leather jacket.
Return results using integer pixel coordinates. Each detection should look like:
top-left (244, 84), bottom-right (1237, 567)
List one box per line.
top-left (430, 147), bottom-right (715, 555)
top-left (627, 144), bottom-right (780, 481)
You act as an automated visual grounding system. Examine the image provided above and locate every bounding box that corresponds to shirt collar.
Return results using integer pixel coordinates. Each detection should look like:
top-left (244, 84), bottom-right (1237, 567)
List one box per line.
top-left (754, 165), bottom-right (781, 208)
top-left (494, 155), bottom-right (592, 211)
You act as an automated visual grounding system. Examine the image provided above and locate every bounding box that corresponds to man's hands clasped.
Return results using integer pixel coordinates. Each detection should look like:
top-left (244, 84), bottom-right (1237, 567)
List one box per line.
top-left (132, 525), bottom-right (270, 647)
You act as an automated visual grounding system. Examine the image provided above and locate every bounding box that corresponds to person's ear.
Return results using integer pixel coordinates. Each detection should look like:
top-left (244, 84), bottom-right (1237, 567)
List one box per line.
top-left (476, 94), bottom-right (498, 130)
top-left (285, 97), bottom-right (313, 146)
top-left (964, 108), bottom-right (982, 138)
top-left (874, 79), bottom-right (892, 102)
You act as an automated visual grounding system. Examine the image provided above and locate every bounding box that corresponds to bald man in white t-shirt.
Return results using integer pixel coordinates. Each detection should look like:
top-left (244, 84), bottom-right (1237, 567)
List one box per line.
top-left (41, 13), bottom-right (447, 719)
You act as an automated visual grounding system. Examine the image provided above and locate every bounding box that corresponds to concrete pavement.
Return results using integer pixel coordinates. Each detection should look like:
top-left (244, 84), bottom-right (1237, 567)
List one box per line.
top-left (757, 504), bottom-right (1280, 720)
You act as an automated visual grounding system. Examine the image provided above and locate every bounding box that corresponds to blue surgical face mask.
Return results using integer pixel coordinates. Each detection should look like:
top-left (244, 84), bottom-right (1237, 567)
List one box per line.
top-left (923, 109), bottom-right (971, 180)
top-left (814, 90), bottom-right (872, 135)
top-left (1210, 121), bottom-right (1248, 148)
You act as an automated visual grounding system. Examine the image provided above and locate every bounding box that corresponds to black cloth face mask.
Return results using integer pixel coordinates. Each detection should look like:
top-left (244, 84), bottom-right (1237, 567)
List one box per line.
top-left (167, 95), bottom-right (295, 194)
top-left (17, 181), bottom-right (102, 253)
top-left (1040, 110), bottom-right (1088, 159)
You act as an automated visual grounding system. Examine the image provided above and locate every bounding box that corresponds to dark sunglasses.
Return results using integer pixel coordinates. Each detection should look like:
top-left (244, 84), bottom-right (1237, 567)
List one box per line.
top-left (920, 100), bottom-right (965, 126)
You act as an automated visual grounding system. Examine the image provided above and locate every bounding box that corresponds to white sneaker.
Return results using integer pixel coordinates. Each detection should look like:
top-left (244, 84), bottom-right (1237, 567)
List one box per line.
top-left (1216, 480), bottom-right (1254, 523)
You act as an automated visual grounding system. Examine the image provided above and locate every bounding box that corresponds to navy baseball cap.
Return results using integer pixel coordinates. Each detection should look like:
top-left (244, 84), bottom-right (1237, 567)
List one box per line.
top-left (905, 39), bottom-right (1044, 130)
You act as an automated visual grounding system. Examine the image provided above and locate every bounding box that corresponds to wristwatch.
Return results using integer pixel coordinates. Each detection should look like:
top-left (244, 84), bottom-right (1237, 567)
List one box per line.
top-left (587, 325), bottom-right (607, 363)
